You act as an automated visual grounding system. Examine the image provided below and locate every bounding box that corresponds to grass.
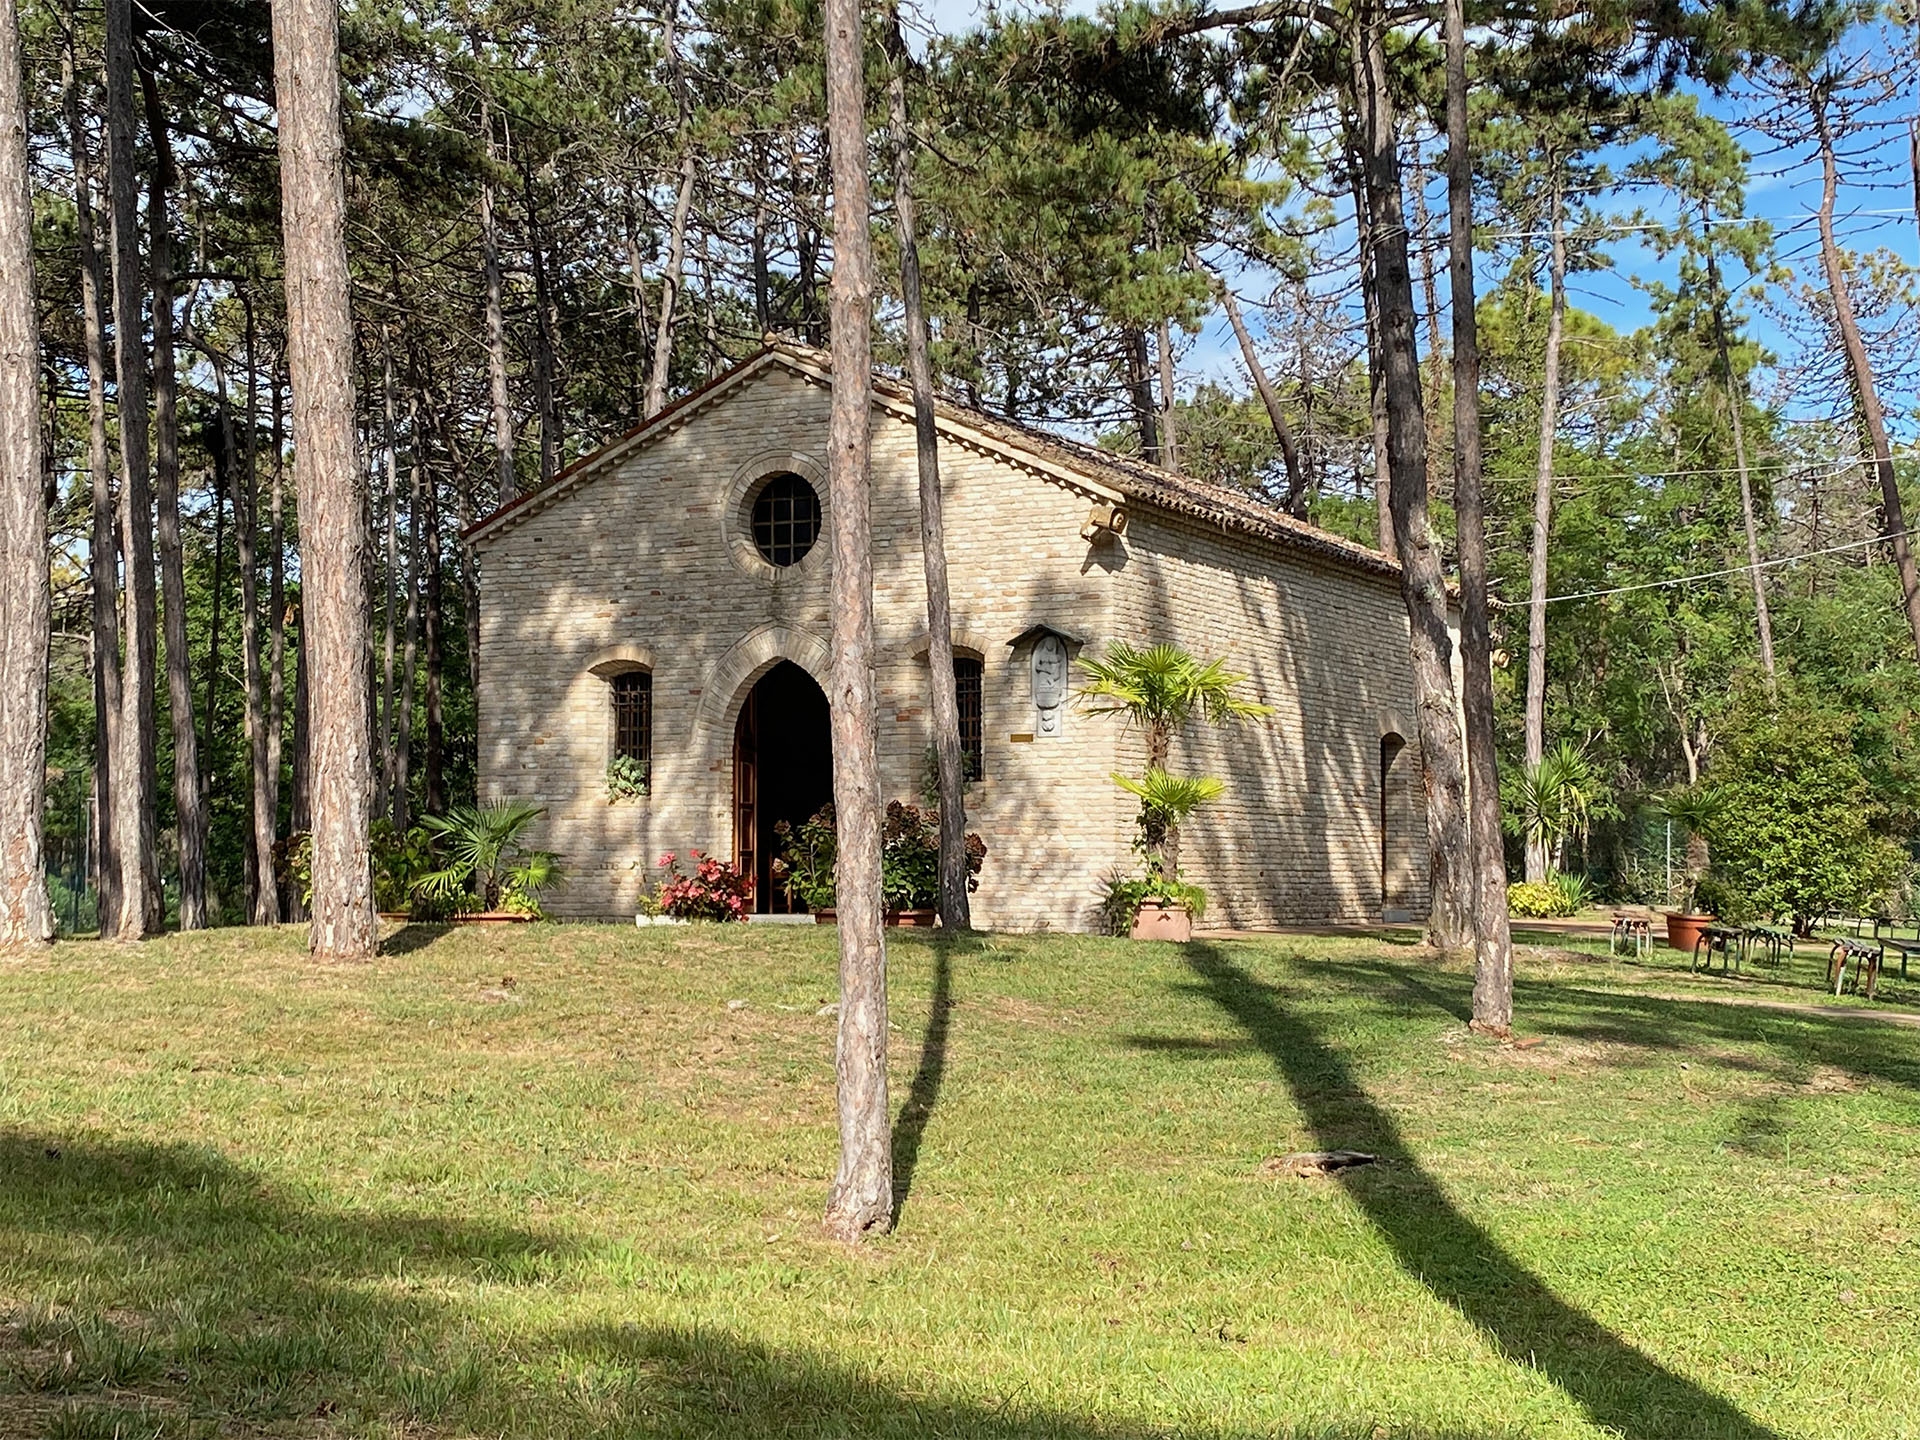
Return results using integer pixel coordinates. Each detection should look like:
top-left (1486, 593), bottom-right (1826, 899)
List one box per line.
top-left (1, 922), bottom-right (1917, 1439)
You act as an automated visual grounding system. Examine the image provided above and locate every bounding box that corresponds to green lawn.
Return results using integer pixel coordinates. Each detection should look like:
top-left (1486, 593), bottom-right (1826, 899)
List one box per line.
top-left (2, 923), bottom-right (1917, 1439)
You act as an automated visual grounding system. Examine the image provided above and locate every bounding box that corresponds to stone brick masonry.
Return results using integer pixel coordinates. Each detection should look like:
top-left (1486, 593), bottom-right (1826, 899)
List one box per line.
top-left (469, 345), bottom-right (1429, 931)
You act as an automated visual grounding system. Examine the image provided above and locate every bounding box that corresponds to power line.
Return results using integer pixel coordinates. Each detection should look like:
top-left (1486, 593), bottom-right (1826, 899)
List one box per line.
top-left (1534, 529), bottom-right (1904, 605)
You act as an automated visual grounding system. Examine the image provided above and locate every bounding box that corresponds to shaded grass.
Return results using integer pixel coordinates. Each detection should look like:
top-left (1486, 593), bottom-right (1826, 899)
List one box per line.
top-left (0, 923), bottom-right (1917, 1437)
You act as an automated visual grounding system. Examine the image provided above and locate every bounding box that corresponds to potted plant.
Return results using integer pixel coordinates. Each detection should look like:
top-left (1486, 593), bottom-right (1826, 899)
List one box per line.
top-left (651, 851), bottom-right (753, 921)
top-left (413, 801), bottom-right (566, 920)
top-left (776, 802), bottom-right (984, 924)
top-left (1658, 786), bottom-right (1724, 952)
top-left (1080, 642), bottom-right (1271, 939)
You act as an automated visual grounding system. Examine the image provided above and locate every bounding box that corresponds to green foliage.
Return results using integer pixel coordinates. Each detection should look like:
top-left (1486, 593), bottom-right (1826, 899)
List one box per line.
top-left (1099, 870), bottom-right (1208, 934)
top-left (605, 755), bottom-right (650, 802)
top-left (773, 803), bottom-right (986, 914)
top-left (1078, 642), bottom-right (1273, 763)
top-left (774, 806), bottom-right (838, 912)
top-left (1502, 742), bottom-right (1606, 871)
top-left (415, 802), bottom-right (565, 915)
top-left (1506, 873), bottom-right (1593, 919)
top-left (1706, 701), bottom-right (1905, 926)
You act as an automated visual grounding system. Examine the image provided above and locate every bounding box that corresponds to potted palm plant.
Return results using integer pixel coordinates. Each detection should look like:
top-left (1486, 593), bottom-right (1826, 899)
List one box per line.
top-left (414, 801), bottom-right (566, 920)
top-left (1080, 642), bottom-right (1272, 939)
top-left (1659, 786), bottom-right (1724, 952)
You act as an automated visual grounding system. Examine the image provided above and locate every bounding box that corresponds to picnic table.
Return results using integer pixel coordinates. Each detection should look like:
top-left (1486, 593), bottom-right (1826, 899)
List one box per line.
top-left (1692, 925), bottom-right (1744, 975)
top-left (1610, 912), bottom-right (1653, 958)
top-left (1743, 924), bottom-right (1796, 967)
top-left (1829, 936), bottom-right (1884, 1001)
top-left (1871, 918), bottom-right (1920, 979)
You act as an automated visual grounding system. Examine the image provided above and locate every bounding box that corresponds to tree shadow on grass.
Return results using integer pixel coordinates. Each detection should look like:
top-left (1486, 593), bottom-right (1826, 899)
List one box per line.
top-left (1174, 942), bottom-right (1786, 1440)
top-left (0, 1132), bottom-right (1526, 1439)
top-left (379, 922), bottom-right (452, 957)
top-left (891, 940), bottom-right (952, 1221)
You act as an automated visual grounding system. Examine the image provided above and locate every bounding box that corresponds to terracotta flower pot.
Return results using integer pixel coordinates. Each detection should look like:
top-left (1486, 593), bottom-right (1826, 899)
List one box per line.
top-left (1663, 911), bottom-right (1715, 953)
top-left (813, 907), bottom-right (837, 925)
top-left (1131, 899), bottom-right (1194, 942)
top-left (887, 908), bottom-right (937, 928)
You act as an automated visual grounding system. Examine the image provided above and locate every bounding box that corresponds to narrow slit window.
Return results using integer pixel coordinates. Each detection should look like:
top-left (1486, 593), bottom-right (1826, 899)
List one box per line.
top-left (611, 671), bottom-right (652, 764)
top-left (954, 657), bottom-right (984, 782)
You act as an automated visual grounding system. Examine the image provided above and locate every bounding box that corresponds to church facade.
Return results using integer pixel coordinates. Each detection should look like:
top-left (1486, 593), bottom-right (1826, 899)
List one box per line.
top-left (466, 342), bottom-right (1431, 931)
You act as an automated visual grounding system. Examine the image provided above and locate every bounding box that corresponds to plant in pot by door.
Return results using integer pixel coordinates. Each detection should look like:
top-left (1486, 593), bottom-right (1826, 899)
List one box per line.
top-left (1079, 642), bottom-right (1272, 940)
top-left (413, 801), bottom-right (567, 920)
top-left (1658, 785), bottom-right (1724, 952)
top-left (776, 802), bottom-right (985, 924)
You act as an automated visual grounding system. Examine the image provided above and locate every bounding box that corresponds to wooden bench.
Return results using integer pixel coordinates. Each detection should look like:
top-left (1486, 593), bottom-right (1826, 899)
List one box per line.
top-left (1744, 925), bottom-right (1795, 967)
top-left (1870, 918), bottom-right (1920, 980)
top-left (1829, 937), bottom-right (1883, 1001)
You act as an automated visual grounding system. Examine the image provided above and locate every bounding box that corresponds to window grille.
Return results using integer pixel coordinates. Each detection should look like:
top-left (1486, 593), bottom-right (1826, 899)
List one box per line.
top-left (954, 657), bottom-right (984, 782)
top-left (750, 473), bottom-right (821, 567)
top-left (611, 670), bottom-right (652, 763)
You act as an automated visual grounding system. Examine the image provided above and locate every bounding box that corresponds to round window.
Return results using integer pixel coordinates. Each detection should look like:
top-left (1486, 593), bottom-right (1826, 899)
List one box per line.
top-left (750, 472), bottom-right (822, 568)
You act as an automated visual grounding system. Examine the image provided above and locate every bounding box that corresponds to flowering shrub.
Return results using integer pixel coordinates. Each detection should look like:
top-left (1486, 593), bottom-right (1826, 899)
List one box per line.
top-left (654, 850), bottom-right (752, 921)
top-left (777, 802), bottom-right (986, 914)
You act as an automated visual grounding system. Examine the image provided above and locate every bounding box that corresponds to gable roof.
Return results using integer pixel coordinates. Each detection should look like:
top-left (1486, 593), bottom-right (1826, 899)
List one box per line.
top-left (464, 340), bottom-right (1399, 580)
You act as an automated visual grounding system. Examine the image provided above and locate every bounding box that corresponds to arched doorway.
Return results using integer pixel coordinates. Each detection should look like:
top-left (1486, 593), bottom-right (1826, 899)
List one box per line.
top-left (733, 661), bottom-right (832, 913)
top-left (1380, 733), bottom-right (1413, 919)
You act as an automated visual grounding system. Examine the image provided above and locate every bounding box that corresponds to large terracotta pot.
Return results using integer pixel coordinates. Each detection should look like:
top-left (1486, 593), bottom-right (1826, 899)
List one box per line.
top-left (1131, 900), bottom-right (1194, 943)
top-left (1664, 911), bottom-right (1715, 952)
top-left (813, 908), bottom-right (836, 925)
top-left (887, 909), bottom-right (937, 928)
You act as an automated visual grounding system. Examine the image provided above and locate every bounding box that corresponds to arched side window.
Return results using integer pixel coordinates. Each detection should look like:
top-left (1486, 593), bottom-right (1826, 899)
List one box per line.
top-left (611, 670), bottom-right (652, 767)
top-left (954, 657), bottom-right (984, 781)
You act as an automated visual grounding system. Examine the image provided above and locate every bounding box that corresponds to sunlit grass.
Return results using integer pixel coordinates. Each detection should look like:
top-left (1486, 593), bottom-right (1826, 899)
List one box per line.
top-left (0, 921), bottom-right (1916, 1438)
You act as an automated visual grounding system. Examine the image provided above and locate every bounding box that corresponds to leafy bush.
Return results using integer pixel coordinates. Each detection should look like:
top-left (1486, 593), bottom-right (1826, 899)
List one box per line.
top-left (415, 802), bottom-right (565, 916)
top-left (653, 851), bottom-right (752, 921)
top-left (1706, 701), bottom-right (1905, 928)
top-left (606, 754), bottom-right (650, 802)
top-left (1100, 870), bottom-right (1208, 935)
top-left (1507, 880), bottom-right (1573, 918)
top-left (773, 802), bottom-right (985, 914)
top-left (1547, 870), bottom-right (1594, 914)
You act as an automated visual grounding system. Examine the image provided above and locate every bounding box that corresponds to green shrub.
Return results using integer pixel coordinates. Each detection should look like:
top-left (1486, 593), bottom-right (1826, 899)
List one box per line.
top-left (1100, 871), bottom-right (1208, 935)
top-left (1708, 701), bottom-right (1904, 927)
top-left (1507, 880), bottom-right (1573, 918)
top-left (1547, 871), bottom-right (1594, 914)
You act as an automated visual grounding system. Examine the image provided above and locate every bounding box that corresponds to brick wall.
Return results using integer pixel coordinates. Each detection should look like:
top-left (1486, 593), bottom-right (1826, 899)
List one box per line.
top-left (474, 357), bottom-right (1425, 931)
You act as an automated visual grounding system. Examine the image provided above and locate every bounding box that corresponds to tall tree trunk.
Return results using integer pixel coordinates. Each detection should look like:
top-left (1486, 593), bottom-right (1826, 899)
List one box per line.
top-left (105, 0), bottom-right (160, 938)
top-left (885, 7), bottom-right (970, 930)
top-left (1445, 0), bottom-right (1512, 1031)
top-left (266, 359), bottom-right (287, 916)
top-left (1346, 142), bottom-right (1395, 562)
top-left (66, 36), bottom-right (121, 933)
top-left (394, 408), bottom-right (421, 832)
top-left (1408, 148), bottom-right (1447, 479)
top-left (478, 87), bottom-right (515, 509)
top-left (238, 302), bottom-right (278, 924)
top-left (1205, 260), bottom-right (1305, 511)
top-left (378, 332), bottom-right (400, 811)
top-left (1155, 317), bottom-right (1180, 473)
top-left (288, 597), bottom-right (310, 921)
top-left (1350, 7), bottom-right (1472, 949)
top-left (520, 159), bottom-right (561, 483)
top-left (1522, 167), bottom-right (1566, 883)
top-left (1811, 84), bottom-right (1920, 664)
top-left (141, 63), bottom-right (206, 929)
top-left (645, 0), bottom-right (695, 418)
top-left (822, 0), bottom-right (891, 1242)
top-left (1705, 239), bottom-right (1775, 690)
top-left (272, 0), bottom-right (376, 959)
top-left (422, 453), bottom-right (446, 816)
top-left (1124, 329), bottom-right (1162, 464)
top-left (0, 0), bottom-right (50, 949)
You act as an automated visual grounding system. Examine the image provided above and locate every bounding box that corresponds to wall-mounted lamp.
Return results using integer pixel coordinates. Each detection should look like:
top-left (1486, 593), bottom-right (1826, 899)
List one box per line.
top-left (1080, 501), bottom-right (1129, 543)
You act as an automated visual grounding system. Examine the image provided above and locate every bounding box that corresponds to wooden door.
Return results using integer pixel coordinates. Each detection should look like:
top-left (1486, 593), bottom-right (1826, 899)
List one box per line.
top-left (733, 690), bottom-right (758, 907)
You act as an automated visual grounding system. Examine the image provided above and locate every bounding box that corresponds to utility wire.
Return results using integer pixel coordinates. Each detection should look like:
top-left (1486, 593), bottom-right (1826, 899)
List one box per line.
top-left (1533, 529), bottom-right (1906, 605)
